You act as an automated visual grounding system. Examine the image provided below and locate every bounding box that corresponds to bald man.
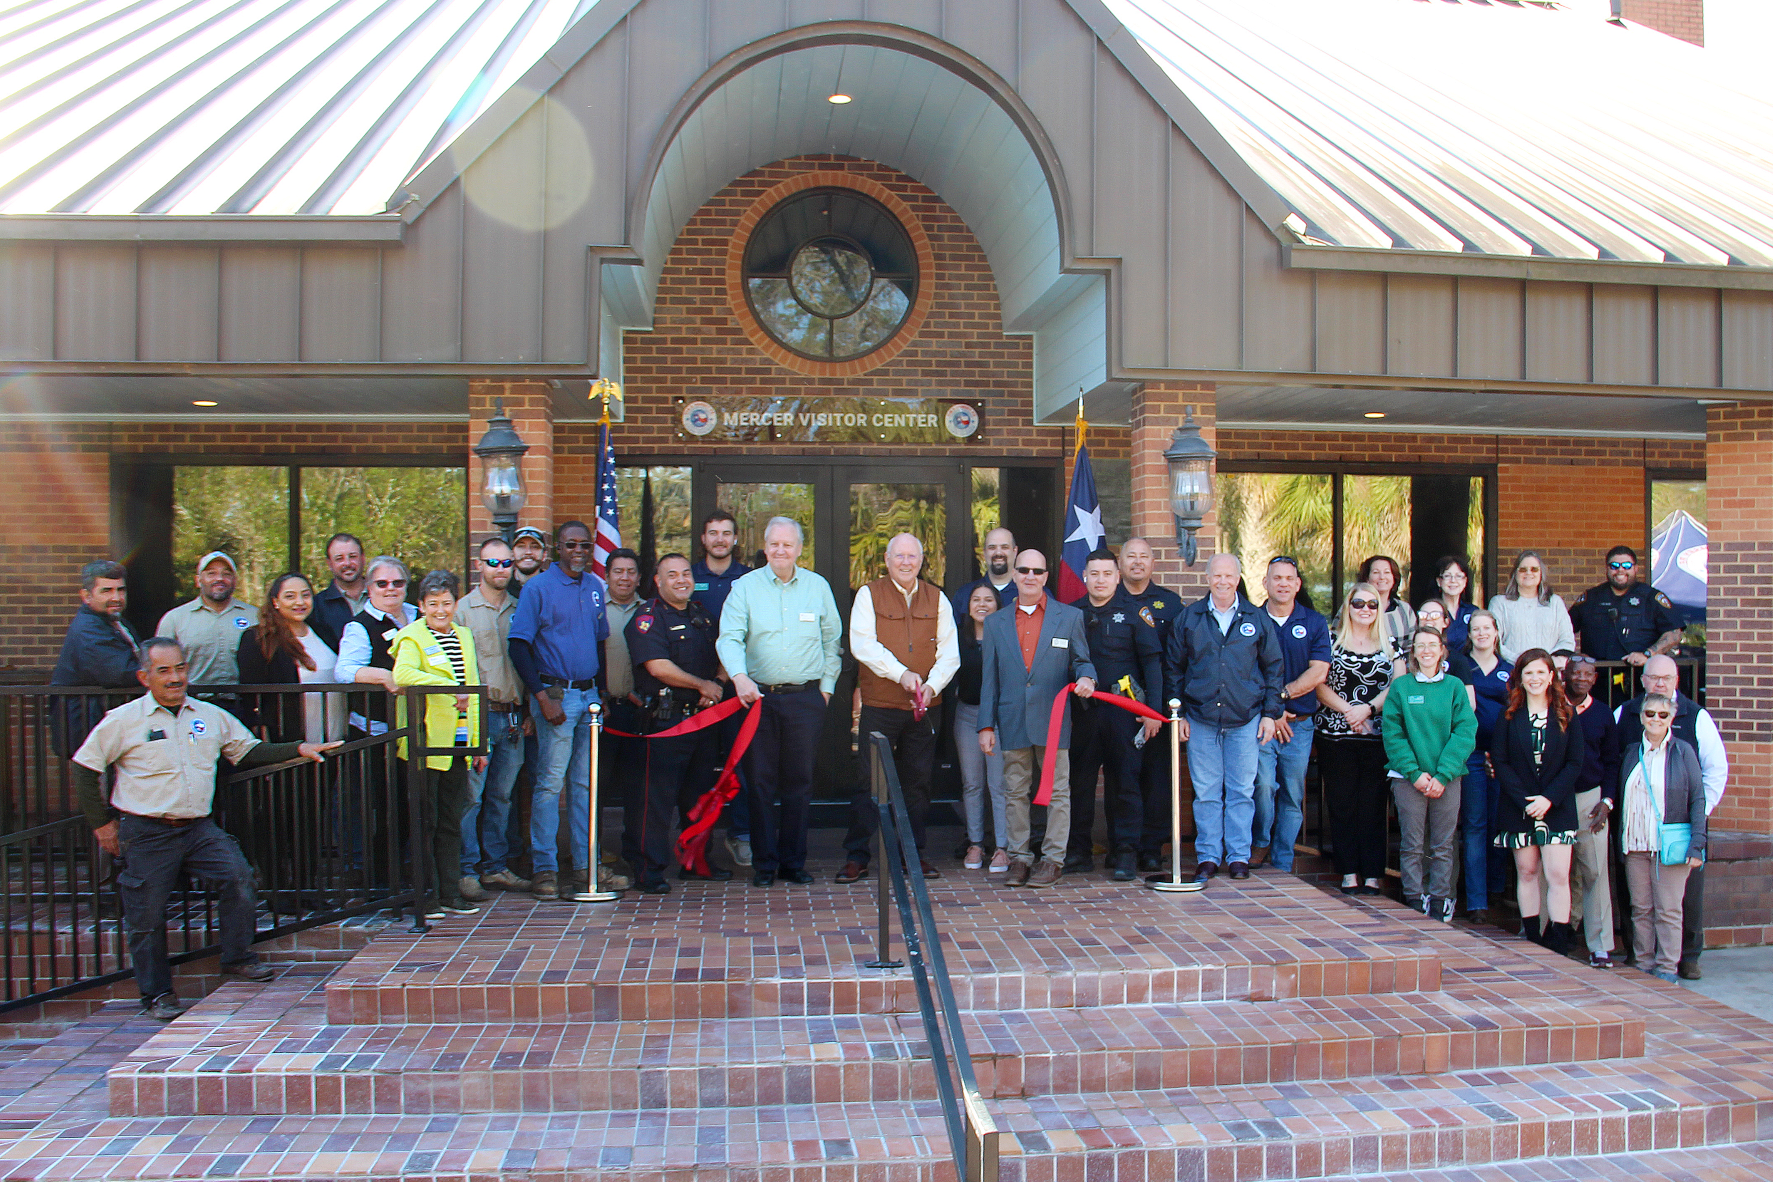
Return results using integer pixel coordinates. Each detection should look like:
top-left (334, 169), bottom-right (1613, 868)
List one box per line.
top-left (1163, 554), bottom-right (1284, 885)
top-left (838, 533), bottom-right (960, 883)
top-left (1119, 537), bottom-right (1185, 870)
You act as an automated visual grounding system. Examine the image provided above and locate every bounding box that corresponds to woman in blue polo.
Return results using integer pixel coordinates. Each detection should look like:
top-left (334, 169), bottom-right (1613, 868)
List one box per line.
top-left (1459, 610), bottom-right (1513, 922)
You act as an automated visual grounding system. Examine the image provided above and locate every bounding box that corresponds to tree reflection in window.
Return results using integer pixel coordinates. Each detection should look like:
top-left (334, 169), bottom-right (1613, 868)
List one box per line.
top-left (743, 189), bottom-right (916, 361)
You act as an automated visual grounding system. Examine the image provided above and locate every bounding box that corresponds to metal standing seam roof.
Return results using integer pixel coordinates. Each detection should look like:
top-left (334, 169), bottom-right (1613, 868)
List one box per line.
top-left (1, 0), bottom-right (1770, 272)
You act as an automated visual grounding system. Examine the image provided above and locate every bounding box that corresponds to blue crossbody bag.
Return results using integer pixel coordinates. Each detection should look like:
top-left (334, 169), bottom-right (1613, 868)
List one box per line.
top-left (1645, 747), bottom-right (1701, 867)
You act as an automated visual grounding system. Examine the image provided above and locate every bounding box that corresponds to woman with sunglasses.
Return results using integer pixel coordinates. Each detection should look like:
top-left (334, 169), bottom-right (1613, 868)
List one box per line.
top-left (1432, 556), bottom-right (1479, 651)
top-left (1610, 693), bottom-right (1706, 983)
top-left (1315, 583), bottom-right (1395, 896)
top-left (1357, 555), bottom-right (1414, 644)
top-left (1491, 648), bottom-right (1585, 953)
top-left (1489, 550), bottom-right (1574, 666)
top-left (1459, 611), bottom-right (1512, 921)
top-left (335, 556), bottom-right (416, 889)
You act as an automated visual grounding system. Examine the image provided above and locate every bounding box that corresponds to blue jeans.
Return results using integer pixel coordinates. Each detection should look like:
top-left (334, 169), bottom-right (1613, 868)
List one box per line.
top-left (1462, 750), bottom-right (1507, 909)
top-left (462, 708), bottom-right (524, 875)
top-left (529, 687), bottom-right (596, 874)
top-left (1253, 714), bottom-right (1314, 871)
top-left (1186, 714), bottom-right (1261, 866)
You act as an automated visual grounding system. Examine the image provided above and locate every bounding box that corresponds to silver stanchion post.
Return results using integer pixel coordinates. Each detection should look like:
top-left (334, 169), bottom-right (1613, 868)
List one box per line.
top-left (1149, 697), bottom-right (1201, 893)
top-left (570, 700), bottom-right (620, 902)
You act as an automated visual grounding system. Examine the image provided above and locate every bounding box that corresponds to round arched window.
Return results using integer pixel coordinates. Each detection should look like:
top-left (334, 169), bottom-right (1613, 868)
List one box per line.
top-left (742, 188), bottom-right (918, 362)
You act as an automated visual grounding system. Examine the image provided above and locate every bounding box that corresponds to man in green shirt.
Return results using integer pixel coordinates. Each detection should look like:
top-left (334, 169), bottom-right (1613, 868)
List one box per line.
top-left (154, 551), bottom-right (255, 686)
top-left (716, 516), bottom-right (841, 887)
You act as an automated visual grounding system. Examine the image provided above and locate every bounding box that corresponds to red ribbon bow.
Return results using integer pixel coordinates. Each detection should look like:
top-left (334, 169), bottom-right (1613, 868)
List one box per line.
top-left (1035, 683), bottom-right (1169, 807)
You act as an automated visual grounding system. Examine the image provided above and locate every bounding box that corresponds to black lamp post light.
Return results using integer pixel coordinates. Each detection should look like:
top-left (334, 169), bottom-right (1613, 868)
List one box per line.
top-left (1163, 405), bottom-right (1216, 567)
top-left (473, 397), bottom-right (530, 543)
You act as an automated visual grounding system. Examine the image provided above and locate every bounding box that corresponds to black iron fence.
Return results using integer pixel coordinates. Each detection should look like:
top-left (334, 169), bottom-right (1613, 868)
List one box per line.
top-left (865, 730), bottom-right (999, 1182)
top-left (0, 683), bottom-right (481, 1013)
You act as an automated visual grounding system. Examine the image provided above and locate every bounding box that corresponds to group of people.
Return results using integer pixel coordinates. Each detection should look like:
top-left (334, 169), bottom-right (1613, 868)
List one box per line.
top-left (50, 514), bottom-right (1721, 1017)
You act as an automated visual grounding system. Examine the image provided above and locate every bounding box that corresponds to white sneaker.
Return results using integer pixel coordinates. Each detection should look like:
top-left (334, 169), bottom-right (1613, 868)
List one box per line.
top-left (988, 849), bottom-right (1011, 873)
top-left (725, 835), bottom-right (753, 867)
top-left (964, 845), bottom-right (985, 870)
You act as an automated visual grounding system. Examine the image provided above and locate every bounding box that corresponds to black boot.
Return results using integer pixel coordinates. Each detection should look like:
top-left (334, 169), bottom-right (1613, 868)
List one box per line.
top-left (1520, 914), bottom-right (1542, 943)
top-left (1546, 921), bottom-right (1573, 957)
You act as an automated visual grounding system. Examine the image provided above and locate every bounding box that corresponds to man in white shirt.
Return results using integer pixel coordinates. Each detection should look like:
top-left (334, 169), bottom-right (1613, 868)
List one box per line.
top-left (837, 533), bottom-right (960, 883)
top-left (1614, 654), bottom-right (1727, 978)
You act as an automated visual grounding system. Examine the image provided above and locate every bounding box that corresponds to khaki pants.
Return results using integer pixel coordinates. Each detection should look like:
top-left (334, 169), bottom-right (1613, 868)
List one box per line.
top-left (1003, 746), bottom-right (1070, 866)
top-left (1571, 788), bottom-right (1614, 957)
top-left (1623, 851), bottom-right (1691, 975)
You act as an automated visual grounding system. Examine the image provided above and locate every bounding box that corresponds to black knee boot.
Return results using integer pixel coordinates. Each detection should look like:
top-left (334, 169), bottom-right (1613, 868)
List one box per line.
top-left (1546, 921), bottom-right (1572, 956)
top-left (1520, 914), bottom-right (1542, 943)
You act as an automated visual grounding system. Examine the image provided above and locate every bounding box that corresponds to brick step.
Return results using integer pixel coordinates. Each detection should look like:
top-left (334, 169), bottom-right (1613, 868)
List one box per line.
top-left (321, 887), bottom-right (1445, 1024)
top-left (1364, 1141), bottom-right (1773, 1181)
top-left (11, 1082), bottom-right (1768, 1181)
top-left (109, 989), bottom-right (1641, 1116)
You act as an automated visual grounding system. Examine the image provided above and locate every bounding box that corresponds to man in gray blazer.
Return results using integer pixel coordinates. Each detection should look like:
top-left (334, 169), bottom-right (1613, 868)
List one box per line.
top-left (978, 550), bottom-right (1097, 887)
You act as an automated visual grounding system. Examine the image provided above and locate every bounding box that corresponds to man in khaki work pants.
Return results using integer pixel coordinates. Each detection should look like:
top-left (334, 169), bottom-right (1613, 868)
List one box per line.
top-left (977, 550), bottom-right (1096, 889)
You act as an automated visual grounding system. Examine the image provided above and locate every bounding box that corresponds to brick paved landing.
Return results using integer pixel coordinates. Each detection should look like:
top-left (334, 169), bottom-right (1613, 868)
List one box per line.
top-left (0, 865), bottom-right (1770, 1179)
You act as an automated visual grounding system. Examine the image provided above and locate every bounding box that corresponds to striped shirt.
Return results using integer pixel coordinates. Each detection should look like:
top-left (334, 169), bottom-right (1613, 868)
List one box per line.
top-left (433, 627), bottom-right (469, 738)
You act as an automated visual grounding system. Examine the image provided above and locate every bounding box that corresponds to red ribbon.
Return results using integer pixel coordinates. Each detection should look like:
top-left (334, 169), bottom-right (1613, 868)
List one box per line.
top-left (603, 694), bottom-right (744, 739)
top-left (1034, 684), bottom-right (1169, 807)
top-left (674, 700), bottom-right (764, 875)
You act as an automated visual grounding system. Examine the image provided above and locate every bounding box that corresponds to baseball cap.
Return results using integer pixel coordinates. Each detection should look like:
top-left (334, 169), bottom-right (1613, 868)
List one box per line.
top-left (197, 551), bottom-right (236, 572)
top-left (511, 527), bottom-right (548, 544)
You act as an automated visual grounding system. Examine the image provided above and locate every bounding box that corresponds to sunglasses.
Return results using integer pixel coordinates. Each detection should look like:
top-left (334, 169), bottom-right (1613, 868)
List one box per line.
top-left (1015, 566), bottom-right (1047, 575)
top-left (481, 558), bottom-right (513, 569)
top-left (1268, 555), bottom-right (1299, 570)
top-left (559, 540), bottom-right (594, 550)
top-left (372, 578), bottom-right (407, 589)
top-left (1608, 561), bottom-right (1635, 570)
top-left (1350, 599), bottom-right (1380, 610)
top-left (1642, 710), bottom-right (1674, 720)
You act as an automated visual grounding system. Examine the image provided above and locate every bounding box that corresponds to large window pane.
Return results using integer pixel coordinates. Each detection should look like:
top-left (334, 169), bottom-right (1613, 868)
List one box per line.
top-left (173, 466), bottom-right (290, 604)
top-left (616, 466), bottom-right (692, 577)
top-left (1651, 478), bottom-right (1707, 646)
top-left (969, 467), bottom-right (1001, 577)
top-left (849, 483), bottom-right (946, 589)
top-left (1219, 473), bottom-right (1333, 611)
top-left (714, 482), bottom-right (815, 570)
top-left (1343, 475), bottom-right (1412, 594)
top-left (1467, 478), bottom-right (1487, 604)
top-left (299, 468), bottom-right (466, 583)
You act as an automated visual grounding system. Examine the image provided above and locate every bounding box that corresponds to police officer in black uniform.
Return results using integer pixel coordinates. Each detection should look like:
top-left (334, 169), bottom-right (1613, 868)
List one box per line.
top-left (1117, 537), bottom-right (1184, 870)
top-left (624, 553), bottom-right (733, 893)
top-left (1569, 545), bottom-right (1683, 705)
top-left (1066, 549), bottom-right (1164, 881)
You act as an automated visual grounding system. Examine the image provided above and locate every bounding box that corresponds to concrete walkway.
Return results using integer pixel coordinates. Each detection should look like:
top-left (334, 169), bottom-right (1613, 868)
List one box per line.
top-left (1682, 946), bottom-right (1773, 1023)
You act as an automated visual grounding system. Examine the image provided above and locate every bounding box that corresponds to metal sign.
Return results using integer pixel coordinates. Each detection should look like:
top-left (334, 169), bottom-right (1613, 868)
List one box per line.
top-left (675, 395), bottom-right (983, 444)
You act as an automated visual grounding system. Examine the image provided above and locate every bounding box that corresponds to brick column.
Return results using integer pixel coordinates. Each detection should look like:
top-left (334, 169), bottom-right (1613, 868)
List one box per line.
top-left (1704, 402), bottom-right (1773, 835)
top-left (1130, 381), bottom-right (1217, 600)
top-left (467, 381), bottom-right (555, 550)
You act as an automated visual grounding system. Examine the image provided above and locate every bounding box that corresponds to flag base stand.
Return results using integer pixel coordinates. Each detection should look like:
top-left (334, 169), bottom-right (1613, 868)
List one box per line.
top-left (570, 890), bottom-right (622, 903)
top-left (1146, 876), bottom-right (1204, 893)
top-left (1146, 699), bottom-right (1203, 895)
top-left (573, 702), bottom-right (623, 906)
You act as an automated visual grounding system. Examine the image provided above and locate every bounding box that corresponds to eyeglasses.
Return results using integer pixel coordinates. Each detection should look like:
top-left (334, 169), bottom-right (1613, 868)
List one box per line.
top-left (373, 578), bottom-right (407, 589)
top-left (1642, 710), bottom-right (1674, 720)
top-left (1015, 566), bottom-right (1047, 575)
top-left (1608, 561), bottom-right (1635, 570)
top-left (1349, 599), bottom-right (1380, 610)
top-left (481, 558), bottom-right (513, 569)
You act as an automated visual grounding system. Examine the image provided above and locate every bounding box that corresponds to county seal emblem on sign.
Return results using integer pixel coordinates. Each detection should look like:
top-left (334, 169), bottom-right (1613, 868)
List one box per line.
top-left (944, 403), bottom-right (980, 438)
top-left (681, 400), bottom-right (716, 436)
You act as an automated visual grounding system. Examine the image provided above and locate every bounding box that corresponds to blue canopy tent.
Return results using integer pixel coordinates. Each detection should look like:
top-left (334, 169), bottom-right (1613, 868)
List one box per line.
top-left (1651, 510), bottom-right (1707, 626)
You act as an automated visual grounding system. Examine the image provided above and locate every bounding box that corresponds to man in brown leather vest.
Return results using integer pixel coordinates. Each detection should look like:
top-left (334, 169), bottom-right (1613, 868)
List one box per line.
top-left (836, 533), bottom-right (960, 883)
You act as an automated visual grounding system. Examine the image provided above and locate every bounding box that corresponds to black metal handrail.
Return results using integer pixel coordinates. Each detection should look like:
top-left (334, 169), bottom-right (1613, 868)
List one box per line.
top-left (0, 682), bottom-right (496, 1013)
top-left (865, 731), bottom-right (999, 1182)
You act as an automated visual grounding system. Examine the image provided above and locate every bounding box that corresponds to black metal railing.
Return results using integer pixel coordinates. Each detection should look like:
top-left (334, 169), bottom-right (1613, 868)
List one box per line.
top-left (865, 731), bottom-right (999, 1182)
top-left (0, 682), bottom-right (487, 1012)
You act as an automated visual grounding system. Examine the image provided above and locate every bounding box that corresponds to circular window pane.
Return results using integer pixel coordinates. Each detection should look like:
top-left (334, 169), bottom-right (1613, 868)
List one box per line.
top-left (790, 239), bottom-right (873, 317)
top-left (742, 188), bottom-right (917, 362)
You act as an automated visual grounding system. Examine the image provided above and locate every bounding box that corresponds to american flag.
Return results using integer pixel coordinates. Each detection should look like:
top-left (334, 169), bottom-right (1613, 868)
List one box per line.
top-left (591, 420), bottom-right (621, 579)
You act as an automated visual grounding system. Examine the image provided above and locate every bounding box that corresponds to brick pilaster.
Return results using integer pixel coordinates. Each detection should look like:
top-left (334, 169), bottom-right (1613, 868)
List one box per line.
top-left (1704, 402), bottom-right (1773, 834)
top-left (1620, 0), bottom-right (1704, 46)
top-left (1131, 382), bottom-right (1217, 601)
top-left (467, 381), bottom-right (554, 550)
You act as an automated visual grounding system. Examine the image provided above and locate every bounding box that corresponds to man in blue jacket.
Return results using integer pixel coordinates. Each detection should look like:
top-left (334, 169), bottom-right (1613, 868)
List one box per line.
top-left (1164, 553), bottom-right (1284, 885)
top-left (51, 560), bottom-right (142, 755)
top-left (977, 550), bottom-right (1096, 889)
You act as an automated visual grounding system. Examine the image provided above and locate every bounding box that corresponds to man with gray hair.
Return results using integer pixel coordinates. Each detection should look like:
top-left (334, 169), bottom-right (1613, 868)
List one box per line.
top-left (717, 516), bottom-right (841, 887)
top-left (837, 532), bottom-right (960, 883)
top-left (1163, 553), bottom-right (1284, 885)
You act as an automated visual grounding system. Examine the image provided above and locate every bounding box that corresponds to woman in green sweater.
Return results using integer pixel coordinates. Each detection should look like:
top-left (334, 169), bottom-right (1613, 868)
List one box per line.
top-left (1382, 626), bottom-right (1478, 922)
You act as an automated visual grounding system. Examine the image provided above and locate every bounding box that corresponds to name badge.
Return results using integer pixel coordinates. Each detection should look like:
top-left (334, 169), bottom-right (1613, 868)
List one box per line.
top-left (1051, 637), bottom-right (1069, 649)
top-left (799, 612), bottom-right (816, 622)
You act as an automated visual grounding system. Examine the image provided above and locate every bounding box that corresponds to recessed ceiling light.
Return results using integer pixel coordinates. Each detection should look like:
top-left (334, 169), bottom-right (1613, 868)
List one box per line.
top-left (1363, 411), bottom-right (1385, 418)
top-left (827, 93), bottom-right (852, 104)
top-left (192, 400), bottom-right (218, 406)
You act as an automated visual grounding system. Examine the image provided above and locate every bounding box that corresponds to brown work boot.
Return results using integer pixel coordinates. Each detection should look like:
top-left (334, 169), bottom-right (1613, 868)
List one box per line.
top-left (834, 861), bottom-right (868, 884)
top-left (1026, 859), bottom-right (1063, 888)
top-left (1004, 860), bottom-right (1031, 887)
top-left (1248, 846), bottom-right (1269, 869)
top-left (531, 871), bottom-right (558, 900)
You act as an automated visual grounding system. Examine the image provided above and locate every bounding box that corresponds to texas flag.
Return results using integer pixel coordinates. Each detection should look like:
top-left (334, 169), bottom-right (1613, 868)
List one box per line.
top-left (1057, 444), bottom-right (1104, 602)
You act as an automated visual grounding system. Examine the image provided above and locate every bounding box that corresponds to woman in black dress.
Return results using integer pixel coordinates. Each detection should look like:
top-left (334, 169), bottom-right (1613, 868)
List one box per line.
top-left (1491, 648), bottom-right (1585, 954)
